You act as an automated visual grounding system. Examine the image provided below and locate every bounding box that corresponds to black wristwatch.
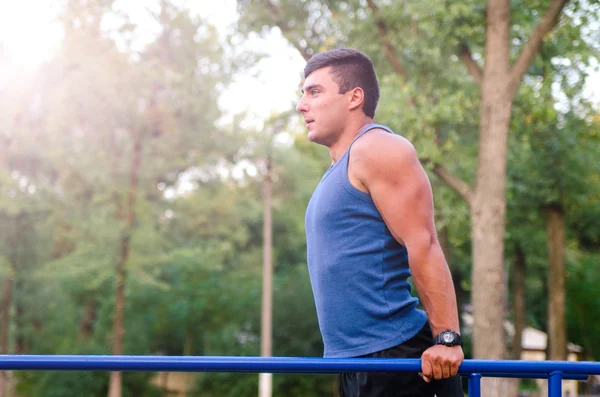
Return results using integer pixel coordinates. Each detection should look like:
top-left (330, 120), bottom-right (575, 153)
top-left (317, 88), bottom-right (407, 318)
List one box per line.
top-left (434, 330), bottom-right (463, 347)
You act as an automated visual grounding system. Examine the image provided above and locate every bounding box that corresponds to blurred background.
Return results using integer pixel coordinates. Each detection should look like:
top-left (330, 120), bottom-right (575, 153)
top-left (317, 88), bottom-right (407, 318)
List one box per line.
top-left (0, 1), bottom-right (599, 396)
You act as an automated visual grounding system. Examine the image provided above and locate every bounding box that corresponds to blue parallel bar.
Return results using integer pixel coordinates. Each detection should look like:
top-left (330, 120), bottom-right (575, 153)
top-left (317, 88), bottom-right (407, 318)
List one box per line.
top-left (486, 373), bottom-right (586, 380)
top-left (548, 371), bottom-right (562, 397)
top-left (468, 373), bottom-right (481, 397)
top-left (7, 355), bottom-right (426, 373)
top-left (0, 356), bottom-right (598, 378)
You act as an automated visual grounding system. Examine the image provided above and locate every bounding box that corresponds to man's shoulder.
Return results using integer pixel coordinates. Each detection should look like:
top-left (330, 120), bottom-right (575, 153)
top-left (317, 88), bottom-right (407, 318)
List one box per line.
top-left (351, 127), bottom-right (418, 166)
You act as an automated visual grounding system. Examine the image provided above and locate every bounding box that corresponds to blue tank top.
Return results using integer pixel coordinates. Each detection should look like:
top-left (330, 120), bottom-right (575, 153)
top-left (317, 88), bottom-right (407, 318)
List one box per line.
top-left (305, 123), bottom-right (427, 358)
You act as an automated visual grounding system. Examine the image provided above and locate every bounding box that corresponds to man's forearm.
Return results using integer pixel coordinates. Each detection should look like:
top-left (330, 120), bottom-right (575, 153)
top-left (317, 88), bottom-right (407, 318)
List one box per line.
top-left (409, 243), bottom-right (461, 337)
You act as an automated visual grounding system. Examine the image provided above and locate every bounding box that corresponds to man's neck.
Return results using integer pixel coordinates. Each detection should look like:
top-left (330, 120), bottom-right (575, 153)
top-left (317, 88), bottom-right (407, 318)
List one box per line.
top-left (329, 117), bottom-right (373, 164)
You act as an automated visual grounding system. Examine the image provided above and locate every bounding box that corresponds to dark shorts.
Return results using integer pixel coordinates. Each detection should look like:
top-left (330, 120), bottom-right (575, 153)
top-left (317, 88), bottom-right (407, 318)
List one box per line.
top-left (339, 323), bottom-right (463, 397)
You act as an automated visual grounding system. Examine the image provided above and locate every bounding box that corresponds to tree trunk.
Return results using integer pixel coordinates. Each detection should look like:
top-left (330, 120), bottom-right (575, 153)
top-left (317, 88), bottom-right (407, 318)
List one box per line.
top-left (511, 244), bottom-right (526, 360)
top-left (471, 96), bottom-right (512, 396)
top-left (1, 279), bottom-right (12, 354)
top-left (546, 205), bottom-right (566, 361)
top-left (14, 282), bottom-right (24, 355)
top-left (472, 0), bottom-right (568, 392)
top-left (472, 0), bottom-right (512, 385)
top-left (107, 236), bottom-right (128, 397)
top-left (183, 331), bottom-right (193, 356)
top-left (108, 139), bottom-right (142, 397)
top-left (508, 244), bottom-right (526, 397)
top-left (53, 224), bottom-right (73, 259)
top-left (79, 300), bottom-right (97, 340)
top-left (259, 156), bottom-right (273, 397)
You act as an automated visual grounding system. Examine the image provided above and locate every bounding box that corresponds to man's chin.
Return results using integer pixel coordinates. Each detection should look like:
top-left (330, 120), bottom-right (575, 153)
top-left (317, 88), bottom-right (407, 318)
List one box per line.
top-left (307, 129), bottom-right (329, 146)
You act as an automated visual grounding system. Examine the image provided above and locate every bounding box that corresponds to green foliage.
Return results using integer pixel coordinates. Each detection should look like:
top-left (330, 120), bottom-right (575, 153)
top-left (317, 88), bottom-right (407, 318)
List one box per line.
top-left (18, 370), bottom-right (161, 397)
top-left (19, 371), bottom-right (108, 397)
top-left (566, 252), bottom-right (600, 359)
top-left (192, 266), bottom-right (333, 397)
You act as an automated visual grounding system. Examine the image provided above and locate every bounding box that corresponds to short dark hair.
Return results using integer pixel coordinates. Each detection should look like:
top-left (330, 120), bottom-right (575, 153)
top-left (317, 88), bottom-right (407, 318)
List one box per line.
top-left (304, 48), bottom-right (380, 118)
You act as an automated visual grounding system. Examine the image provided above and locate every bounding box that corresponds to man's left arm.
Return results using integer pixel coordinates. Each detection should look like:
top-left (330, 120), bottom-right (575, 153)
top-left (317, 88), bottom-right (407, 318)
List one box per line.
top-left (353, 133), bottom-right (463, 381)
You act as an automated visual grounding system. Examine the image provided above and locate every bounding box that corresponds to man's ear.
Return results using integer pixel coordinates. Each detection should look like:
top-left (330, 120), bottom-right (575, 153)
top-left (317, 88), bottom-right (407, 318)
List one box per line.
top-left (348, 87), bottom-right (365, 111)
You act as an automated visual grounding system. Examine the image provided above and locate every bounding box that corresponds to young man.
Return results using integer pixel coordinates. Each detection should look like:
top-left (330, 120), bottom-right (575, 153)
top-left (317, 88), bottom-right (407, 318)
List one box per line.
top-left (297, 48), bottom-right (464, 397)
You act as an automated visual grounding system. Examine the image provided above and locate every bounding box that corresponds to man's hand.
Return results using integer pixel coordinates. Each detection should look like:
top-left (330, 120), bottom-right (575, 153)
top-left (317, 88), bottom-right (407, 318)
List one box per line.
top-left (419, 345), bottom-right (464, 382)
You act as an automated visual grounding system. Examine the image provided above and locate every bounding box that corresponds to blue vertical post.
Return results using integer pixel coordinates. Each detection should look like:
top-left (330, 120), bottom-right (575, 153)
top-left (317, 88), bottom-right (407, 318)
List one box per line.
top-left (468, 373), bottom-right (481, 397)
top-left (548, 371), bottom-right (562, 397)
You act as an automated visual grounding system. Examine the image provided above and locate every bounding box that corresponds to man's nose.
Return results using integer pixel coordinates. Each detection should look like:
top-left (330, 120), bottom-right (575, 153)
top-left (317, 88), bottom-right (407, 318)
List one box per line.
top-left (296, 97), bottom-right (308, 113)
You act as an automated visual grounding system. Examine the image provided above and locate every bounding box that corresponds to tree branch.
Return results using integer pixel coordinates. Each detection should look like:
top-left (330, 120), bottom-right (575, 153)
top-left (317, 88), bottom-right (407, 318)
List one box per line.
top-left (263, 0), bottom-right (312, 61)
top-left (433, 164), bottom-right (474, 206)
top-left (459, 43), bottom-right (483, 87)
top-left (509, 0), bottom-right (568, 95)
top-left (366, 0), bottom-right (409, 79)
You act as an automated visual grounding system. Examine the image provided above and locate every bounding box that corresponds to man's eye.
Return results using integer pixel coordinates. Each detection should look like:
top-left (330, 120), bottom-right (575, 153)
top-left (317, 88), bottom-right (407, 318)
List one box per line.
top-left (311, 90), bottom-right (319, 95)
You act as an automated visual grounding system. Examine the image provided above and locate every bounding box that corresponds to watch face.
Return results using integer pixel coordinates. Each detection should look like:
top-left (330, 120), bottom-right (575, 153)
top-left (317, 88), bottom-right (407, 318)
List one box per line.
top-left (442, 333), bottom-right (454, 344)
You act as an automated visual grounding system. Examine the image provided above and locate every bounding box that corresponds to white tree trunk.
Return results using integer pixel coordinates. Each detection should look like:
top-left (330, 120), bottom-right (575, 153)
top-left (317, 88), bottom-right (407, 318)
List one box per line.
top-left (259, 157), bottom-right (273, 397)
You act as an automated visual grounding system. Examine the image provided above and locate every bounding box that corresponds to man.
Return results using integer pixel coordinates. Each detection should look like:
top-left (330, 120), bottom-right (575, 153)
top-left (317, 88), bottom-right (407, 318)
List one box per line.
top-left (297, 48), bottom-right (464, 397)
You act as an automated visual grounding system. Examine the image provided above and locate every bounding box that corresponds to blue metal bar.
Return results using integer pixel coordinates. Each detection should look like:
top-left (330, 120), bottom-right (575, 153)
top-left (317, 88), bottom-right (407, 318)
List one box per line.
top-left (4, 355), bottom-right (422, 373)
top-left (548, 371), bottom-right (562, 397)
top-left (486, 373), bottom-right (586, 381)
top-left (0, 356), bottom-right (598, 377)
top-left (468, 373), bottom-right (481, 397)
top-left (457, 359), bottom-right (600, 375)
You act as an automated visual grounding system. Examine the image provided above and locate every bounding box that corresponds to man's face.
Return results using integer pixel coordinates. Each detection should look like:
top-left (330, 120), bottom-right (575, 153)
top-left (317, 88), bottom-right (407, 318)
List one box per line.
top-left (296, 67), bottom-right (350, 145)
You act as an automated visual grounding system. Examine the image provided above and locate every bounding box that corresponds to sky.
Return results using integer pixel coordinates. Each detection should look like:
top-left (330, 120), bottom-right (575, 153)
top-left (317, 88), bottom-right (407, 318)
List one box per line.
top-left (0, 2), bottom-right (63, 66)
top-left (0, 0), bottom-right (306, 124)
